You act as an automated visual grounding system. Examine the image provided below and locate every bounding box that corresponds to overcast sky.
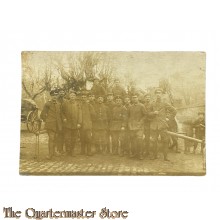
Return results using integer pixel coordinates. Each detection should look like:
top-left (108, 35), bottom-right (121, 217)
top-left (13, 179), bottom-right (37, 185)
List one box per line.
top-left (24, 51), bottom-right (205, 90)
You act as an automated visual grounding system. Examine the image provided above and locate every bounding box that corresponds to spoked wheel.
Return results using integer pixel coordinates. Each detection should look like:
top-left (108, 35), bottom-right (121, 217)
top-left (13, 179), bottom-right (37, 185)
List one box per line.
top-left (26, 109), bottom-right (41, 133)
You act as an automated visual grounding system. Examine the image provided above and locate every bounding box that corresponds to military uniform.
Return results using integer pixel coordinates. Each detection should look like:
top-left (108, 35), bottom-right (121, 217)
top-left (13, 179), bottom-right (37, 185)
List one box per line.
top-left (62, 99), bottom-right (82, 156)
top-left (124, 102), bottom-right (132, 155)
top-left (40, 99), bottom-right (63, 159)
top-left (144, 101), bottom-right (152, 156)
top-left (56, 96), bottom-right (66, 154)
top-left (193, 115), bottom-right (205, 154)
top-left (149, 99), bottom-right (177, 160)
top-left (80, 101), bottom-right (95, 155)
top-left (109, 104), bottom-right (128, 155)
top-left (91, 84), bottom-right (106, 97)
top-left (105, 100), bottom-right (116, 153)
top-left (128, 102), bottom-right (146, 159)
top-left (92, 102), bottom-right (108, 153)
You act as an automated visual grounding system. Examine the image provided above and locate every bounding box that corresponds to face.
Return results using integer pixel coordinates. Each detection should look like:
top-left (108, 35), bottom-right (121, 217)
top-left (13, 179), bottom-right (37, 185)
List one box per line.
top-left (69, 93), bottom-right (76, 100)
top-left (97, 97), bottom-right (104, 104)
top-left (107, 95), bottom-right (113, 102)
top-left (132, 96), bottom-right (138, 104)
top-left (155, 91), bottom-right (162, 99)
top-left (59, 91), bottom-right (65, 97)
top-left (144, 95), bottom-right (151, 102)
top-left (115, 98), bottom-right (122, 106)
top-left (51, 95), bottom-right (58, 101)
top-left (81, 95), bottom-right (87, 102)
top-left (89, 94), bottom-right (95, 101)
top-left (124, 97), bottom-right (130, 105)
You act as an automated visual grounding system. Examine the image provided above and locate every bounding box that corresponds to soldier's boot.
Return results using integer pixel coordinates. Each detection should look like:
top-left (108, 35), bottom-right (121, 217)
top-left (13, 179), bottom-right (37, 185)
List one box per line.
top-left (163, 142), bottom-right (170, 161)
top-left (80, 143), bottom-right (86, 155)
top-left (87, 144), bottom-right (92, 156)
top-left (102, 144), bottom-right (107, 155)
top-left (119, 142), bottom-right (125, 157)
top-left (71, 145), bottom-right (76, 157)
top-left (151, 141), bottom-right (158, 160)
top-left (137, 139), bottom-right (144, 160)
top-left (95, 144), bottom-right (100, 154)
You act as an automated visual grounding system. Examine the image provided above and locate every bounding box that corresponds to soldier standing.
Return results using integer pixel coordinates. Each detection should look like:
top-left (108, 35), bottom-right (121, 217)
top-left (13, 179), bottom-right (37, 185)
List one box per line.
top-left (143, 93), bottom-right (152, 158)
top-left (40, 89), bottom-right (63, 159)
top-left (80, 91), bottom-right (95, 156)
top-left (62, 90), bottom-right (82, 157)
top-left (91, 78), bottom-right (106, 97)
top-left (193, 111), bottom-right (205, 154)
top-left (128, 94), bottom-right (146, 160)
top-left (92, 95), bottom-right (108, 154)
top-left (112, 79), bottom-right (126, 98)
top-left (105, 91), bottom-right (116, 154)
top-left (56, 88), bottom-right (66, 155)
top-left (109, 96), bottom-right (127, 156)
top-left (149, 88), bottom-right (177, 161)
top-left (124, 95), bottom-right (132, 155)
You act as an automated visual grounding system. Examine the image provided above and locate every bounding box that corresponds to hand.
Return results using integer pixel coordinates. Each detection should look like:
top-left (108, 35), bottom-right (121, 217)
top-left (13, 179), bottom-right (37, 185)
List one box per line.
top-left (166, 118), bottom-right (169, 122)
top-left (154, 111), bottom-right (159, 115)
top-left (63, 118), bottom-right (67, 123)
top-left (77, 124), bottom-right (81, 128)
top-left (121, 127), bottom-right (125, 131)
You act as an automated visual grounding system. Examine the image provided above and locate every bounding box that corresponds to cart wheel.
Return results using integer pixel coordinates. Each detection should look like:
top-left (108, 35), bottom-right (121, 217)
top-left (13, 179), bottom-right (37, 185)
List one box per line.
top-left (26, 109), bottom-right (41, 133)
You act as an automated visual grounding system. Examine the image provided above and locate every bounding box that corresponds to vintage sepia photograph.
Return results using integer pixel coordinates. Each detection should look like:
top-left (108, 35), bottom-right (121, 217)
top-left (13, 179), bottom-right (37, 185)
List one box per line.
top-left (20, 51), bottom-right (205, 175)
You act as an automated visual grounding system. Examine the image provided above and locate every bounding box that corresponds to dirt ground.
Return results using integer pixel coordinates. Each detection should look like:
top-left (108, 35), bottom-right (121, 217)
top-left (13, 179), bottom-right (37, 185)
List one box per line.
top-left (19, 130), bottom-right (206, 176)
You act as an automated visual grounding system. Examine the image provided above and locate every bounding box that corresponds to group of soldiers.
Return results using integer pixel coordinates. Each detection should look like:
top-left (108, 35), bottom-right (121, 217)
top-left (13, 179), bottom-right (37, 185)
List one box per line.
top-left (40, 78), bottom-right (203, 161)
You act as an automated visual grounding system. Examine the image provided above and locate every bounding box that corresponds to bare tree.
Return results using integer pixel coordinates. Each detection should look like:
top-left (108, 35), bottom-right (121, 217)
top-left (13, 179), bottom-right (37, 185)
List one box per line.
top-left (22, 52), bottom-right (55, 100)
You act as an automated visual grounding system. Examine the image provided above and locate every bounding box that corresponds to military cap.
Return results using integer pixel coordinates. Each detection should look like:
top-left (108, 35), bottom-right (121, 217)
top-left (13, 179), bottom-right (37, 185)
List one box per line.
top-left (96, 94), bottom-right (104, 98)
top-left (144, 93), bottom-right (151, 97)
top-left (154, 87), bottom-right (163, 94)
top-left (50, 89), bottom-right (59, 96)
top-left (69, 88), bottom-right (77, 94)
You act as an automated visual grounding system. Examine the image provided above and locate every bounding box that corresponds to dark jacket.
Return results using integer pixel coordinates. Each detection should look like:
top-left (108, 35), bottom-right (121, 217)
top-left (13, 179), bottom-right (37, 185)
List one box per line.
top-left (40, 100), bottom-right (62, 132)
top-left (91, 84), bottom-right (106, 97)
top-left (128, 102), bottom-right (147, 130)
top-left (62, 100), bottom-right (82, 129)
top-left (149, 99), bottom-right (177, 130)
top-left (80, 102), bottom-right (95, 130)
top-left (193, 118), bottom-right (205, 139)
top-left (92, 103), bottom-right (108, 130)
top-left (109, 105), bottom-right (128, 131)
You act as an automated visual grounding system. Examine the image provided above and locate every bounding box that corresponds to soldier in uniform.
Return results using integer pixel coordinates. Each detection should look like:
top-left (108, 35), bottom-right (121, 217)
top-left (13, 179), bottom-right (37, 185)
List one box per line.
top-left (56, 88), bottom-right (66, 155)
top-left (105, 91), bottom-right (116, 154)
top-left (148, 88), bottom-right (177, 161)
top-left (80, 91), bottom-right (95, 156)
top-left (123, 95), bottom-right (132, 155)
top-left (109, 96), bottom-right (127, 156)
top-left (88, 92), bottom-right (96, 106)
top-left (128, 94), bottom-right (147, 160)
top-left (92, 95), bottom-right (108, 154)
top-left (62, 90), bottom-right (82, 157)
top-left (193, 111), bottom-right (205, 154)
top-left (91, 78), bottom-right (106, 97)
top-left (112, 79), bottom-right (126, 98)
top-left (40, 89), bottom-right (63, 159)
top-left (143, 93), bottom-right (152, 158)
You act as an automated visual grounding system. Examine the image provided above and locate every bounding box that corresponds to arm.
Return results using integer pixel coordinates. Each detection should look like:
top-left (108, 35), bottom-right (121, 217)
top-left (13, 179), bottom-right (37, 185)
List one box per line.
top-left (40, 102), bottom-right (50, 122)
